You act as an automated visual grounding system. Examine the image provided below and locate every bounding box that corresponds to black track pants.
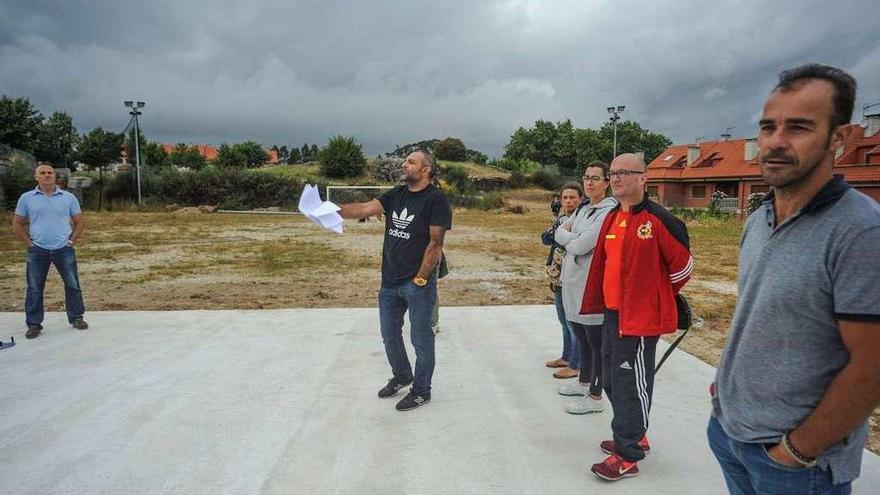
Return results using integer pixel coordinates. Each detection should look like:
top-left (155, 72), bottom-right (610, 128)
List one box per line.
top-left (601, 309), bottom-right (658, 462)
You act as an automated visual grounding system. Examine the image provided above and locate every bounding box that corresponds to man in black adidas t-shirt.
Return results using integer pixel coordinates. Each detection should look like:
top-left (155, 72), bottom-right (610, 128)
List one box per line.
top-left (339, 151), bottom-right (452, 411)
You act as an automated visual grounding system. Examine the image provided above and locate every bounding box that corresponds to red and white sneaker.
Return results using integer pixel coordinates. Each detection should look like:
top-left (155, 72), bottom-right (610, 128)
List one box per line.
top-left (600, 436), bottom-right (651, 456)
top-left (591, 453), bottom-right (639, 481)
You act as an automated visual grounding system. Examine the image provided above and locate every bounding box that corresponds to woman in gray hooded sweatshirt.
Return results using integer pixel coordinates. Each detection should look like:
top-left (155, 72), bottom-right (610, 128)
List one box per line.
top-left (554, 161), bottom-right (618, 414)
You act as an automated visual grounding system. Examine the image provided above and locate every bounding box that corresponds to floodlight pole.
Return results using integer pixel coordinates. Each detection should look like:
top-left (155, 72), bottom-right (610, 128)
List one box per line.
top-left (607, 105), bottom-right (625, 158)
top-left (124, 100), bottom-right (146, 204)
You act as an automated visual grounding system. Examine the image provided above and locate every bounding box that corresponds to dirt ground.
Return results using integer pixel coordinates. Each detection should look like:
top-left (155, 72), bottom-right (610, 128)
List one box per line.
top-left (1, 189), bottom-right (876, 453)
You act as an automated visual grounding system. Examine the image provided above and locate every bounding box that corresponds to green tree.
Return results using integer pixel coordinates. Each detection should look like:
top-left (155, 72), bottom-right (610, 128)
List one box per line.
top-left (310, 144), bottom-right (319, 159)
top-left (124, 127), bottom-right (148, 171)
top-left (551, 119), bottom-right (577, 173)
top-left (318, 136), bottom-right (366, 179)
top-left (168, 143), bottom-right (207, 170)
top-left (234, 141), bottom-right (269, 168)
top-left (466, 149), bottom-right (488, 165)
top-left (434, 137), bottom-right (468, 161)
top-left (215, 143), bottom-right (246, 168)
top-left (301, 143), bottom-right (311, 162)
top-left (287, 146), bottom-right (301, 164)
top-left (598, 121), bottom-right (672, 163)
top-left (34, 111), bottom-right (78, 169)
top-left (278, 145), bottom-right (289, 163)
top-left (140, 142), bottom-right (169, 169)
top-left (77, 127), bottom-right (124, 210)
top-left (0, 96), bottom-right (44, 152)
top-left (573, 128), bottom-right (603, 170)
top-left (503, 119), bottom-right (559, 166)
top-left (77, 127), bottom-right (124, 169)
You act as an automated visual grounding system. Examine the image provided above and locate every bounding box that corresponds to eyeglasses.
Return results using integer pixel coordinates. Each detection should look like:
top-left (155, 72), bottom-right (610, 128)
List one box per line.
top-left (582, 175), bottom-right (605, 183)
top-left (608, 169), bottom-right (645, 178)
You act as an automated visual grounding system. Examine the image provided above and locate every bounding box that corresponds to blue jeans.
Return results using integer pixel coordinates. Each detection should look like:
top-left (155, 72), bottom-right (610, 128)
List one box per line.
top-left (378, 277), bottom-right (437, 396)
top-left (554, 287), bottom-right (579, 369)
top-left (707, 416), bottom-right (851, 495)
top-left (25, 245), bottom-right (85, 327)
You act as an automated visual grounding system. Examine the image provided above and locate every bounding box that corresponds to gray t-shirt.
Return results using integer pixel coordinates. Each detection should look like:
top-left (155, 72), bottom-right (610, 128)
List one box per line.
top-left (713, 176), bottom-right (880, 484)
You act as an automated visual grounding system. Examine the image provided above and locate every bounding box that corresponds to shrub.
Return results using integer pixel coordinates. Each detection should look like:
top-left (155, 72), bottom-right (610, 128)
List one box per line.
top-left (746, 192), bottom-right (766, 214)
top-left (489, 158), bottom-right (541, 174)
top-left (479, 191), bottom-right (505, 210)
top-left (318, 136), bottom-right (366, 179)
top-left (467, 150), bottom-right (488, 164)
top-left (444, 165), bottom-right (473, 193)
top-left (0, 160), bottom-right (36, 209)
top-left (509, 170), bottom-right (527, 189)
top-left (434, 137), bottom-right (468, 161)
top-left (531, 167), bottom-right (561, 190)
top-left (373, 156), bottom-right (404, 182)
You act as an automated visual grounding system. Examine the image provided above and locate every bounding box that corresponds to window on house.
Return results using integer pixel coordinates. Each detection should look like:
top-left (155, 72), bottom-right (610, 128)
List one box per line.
top-left (751, 185), bottom-right (770, 194)
top-left (691, 185), bottom-right (706, 199)
top-left (647, 186), bottom-right (659, 198)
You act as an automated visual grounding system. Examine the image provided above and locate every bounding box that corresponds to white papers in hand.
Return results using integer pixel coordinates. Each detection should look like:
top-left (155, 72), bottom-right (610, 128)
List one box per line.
top-left (298, 184), bottom-right (344, 234)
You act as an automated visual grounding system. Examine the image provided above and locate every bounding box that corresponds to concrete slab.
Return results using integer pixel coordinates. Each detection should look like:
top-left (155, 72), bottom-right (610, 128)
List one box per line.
top-left (0, 306), bottom-right (878, 494)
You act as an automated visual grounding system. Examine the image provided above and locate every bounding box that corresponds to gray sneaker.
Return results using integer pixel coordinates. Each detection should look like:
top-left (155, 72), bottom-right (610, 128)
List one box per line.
top-left (72, 318), bottom-right (89, 330)
top-left (557, 381), bottom-right (588, 396)
top-left (565, 395), bottom-right (605, 415)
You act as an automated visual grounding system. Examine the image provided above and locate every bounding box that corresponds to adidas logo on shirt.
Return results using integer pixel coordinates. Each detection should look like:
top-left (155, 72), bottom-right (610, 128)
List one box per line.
top-left (619, 361), bottom-right (633, 370)
top-left (392, 208), bottom-right (415, 229)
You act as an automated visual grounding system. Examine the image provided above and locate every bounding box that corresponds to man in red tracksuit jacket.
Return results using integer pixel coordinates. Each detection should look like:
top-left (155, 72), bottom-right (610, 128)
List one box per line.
top-left (580, 153), bottom-right (693, 481)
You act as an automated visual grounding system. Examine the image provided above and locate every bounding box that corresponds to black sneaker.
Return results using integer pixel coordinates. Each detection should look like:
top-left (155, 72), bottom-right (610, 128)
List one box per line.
top-left (378, 376), bottom-right (413, 398)
top-left (395, 392), bottom-right (431, 411)
top-left (72, 318), bottom-right (88, 330)
top-left (26, 324), bottom-right (42, 339)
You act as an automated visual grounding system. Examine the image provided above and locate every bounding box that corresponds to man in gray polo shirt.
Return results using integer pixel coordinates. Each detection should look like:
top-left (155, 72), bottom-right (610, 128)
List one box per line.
top-left (11, 163), bottom-right (89, 339)
top-left (708, 64), bottom-right (880, 494)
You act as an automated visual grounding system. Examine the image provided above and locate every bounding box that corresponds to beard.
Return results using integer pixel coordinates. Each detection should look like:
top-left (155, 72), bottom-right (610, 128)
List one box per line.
top-left (404, 172), bottom-right (420, 185)
top-left (759, 136), bottom-right (831, 190)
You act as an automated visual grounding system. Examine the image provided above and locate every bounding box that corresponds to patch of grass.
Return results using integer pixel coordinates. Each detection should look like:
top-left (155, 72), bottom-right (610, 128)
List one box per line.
top-left (438, 160), bottom-right (511, 180)
top-left (253, 164), bottom-right (322, 182)
top-left (221, 238), bottom-right (377, 275)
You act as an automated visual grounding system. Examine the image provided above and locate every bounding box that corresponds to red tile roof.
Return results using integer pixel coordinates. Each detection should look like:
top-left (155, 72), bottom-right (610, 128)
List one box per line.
top-left (266, 149), bottom-right (279, 164)
top-left (647, 139), bottom-right (760, 180)
top-left (647, 124), bottom-right (880, 184)
top-left (162, 143), bottom-right (219, 161)
top-left (837, 124), bottom-right (880, 165)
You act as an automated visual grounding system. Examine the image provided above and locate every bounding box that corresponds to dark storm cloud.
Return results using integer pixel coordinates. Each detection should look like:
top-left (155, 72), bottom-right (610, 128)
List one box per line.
top-left (1, 0), bottom-right (878, 157)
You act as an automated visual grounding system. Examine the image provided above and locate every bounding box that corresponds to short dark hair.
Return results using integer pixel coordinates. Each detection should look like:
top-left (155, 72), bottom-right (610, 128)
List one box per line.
top-left (559, 181), bottom-right (584, 197)
top-left (584, 160), bottom-right (609, 179)
top-left (775, 64), bottom-right (857, 130)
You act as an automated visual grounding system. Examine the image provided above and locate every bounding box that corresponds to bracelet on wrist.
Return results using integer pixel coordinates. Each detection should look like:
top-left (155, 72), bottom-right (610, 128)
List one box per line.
top-left (781, 432), bottom-right (817, 468)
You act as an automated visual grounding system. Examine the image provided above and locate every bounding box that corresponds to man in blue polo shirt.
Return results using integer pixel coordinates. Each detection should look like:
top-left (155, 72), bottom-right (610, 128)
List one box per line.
top-left (11, 163), bottom-right (89, 339)
top-left (709, 65), bottom-right (880, 494)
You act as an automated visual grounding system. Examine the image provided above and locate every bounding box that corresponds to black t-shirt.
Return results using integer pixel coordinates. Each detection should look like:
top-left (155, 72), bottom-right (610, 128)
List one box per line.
top-left (377, 184), bottom-right (452, 287)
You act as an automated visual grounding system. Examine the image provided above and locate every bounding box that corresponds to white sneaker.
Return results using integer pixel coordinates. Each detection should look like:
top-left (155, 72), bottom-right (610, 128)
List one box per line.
top-left (557, 381), bottom-right (588, 396)
top-left (565, 395), bottom-right (605, 415)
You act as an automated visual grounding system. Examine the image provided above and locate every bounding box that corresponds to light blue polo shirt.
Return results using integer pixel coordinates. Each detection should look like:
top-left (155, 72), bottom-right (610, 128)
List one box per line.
top-left (15, 186), bottom-right (82, 250)
top-left (713, 176), bottom-right (880, 485)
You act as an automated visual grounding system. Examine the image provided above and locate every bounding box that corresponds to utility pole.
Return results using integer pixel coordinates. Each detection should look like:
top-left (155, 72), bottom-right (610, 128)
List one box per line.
top-left (124, 101), bottom-right (145, 204)
top-left (607, 105), bottom-right (625, 158)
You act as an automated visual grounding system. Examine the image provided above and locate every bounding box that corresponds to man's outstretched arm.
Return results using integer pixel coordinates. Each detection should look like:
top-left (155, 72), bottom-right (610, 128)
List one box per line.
top-left (339, 199), bottom-right (383, 220)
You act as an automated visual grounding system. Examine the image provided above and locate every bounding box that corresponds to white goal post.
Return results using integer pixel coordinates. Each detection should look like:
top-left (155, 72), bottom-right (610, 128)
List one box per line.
top-left (325, 185), bottom-right (394, 204)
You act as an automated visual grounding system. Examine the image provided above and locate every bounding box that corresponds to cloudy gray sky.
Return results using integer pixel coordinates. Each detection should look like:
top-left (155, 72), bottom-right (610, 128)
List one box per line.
top-left (2, 0), bottom-right (879, 158)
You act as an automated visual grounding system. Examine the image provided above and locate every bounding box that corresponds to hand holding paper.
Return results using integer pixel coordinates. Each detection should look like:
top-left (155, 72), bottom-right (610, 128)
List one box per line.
top-left (298, 184), bottom-right (344, 234)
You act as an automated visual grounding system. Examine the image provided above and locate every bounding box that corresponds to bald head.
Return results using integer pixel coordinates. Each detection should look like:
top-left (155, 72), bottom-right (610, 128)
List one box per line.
top-left (610, 153), bottom-right (646, 171)
top-left (609, 153), bottom-right (647, 207)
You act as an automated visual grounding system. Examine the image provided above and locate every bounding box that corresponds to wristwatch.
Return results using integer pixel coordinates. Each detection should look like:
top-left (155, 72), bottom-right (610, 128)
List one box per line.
top-left (413, 276), bottom-right (428, 287)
